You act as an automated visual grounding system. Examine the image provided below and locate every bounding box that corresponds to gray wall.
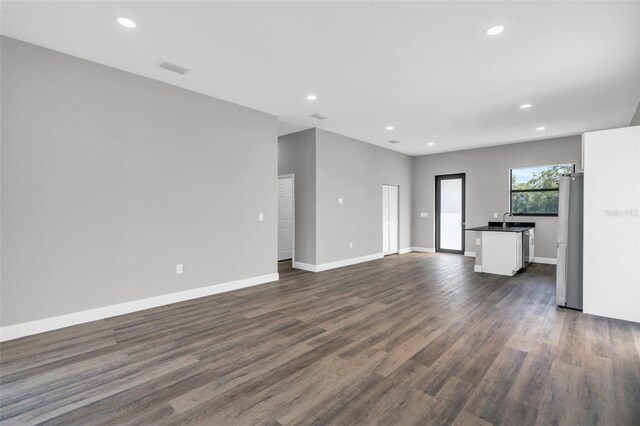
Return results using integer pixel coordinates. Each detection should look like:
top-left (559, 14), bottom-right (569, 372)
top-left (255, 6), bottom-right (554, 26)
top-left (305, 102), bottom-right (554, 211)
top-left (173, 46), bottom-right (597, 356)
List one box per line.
top-left (630, 101), bottom-right (640, 126)
top-left (278, 129), bottom-right (316, 264)
top-left (315, 129), bottom-right (412, 264)
top-left (412, 136), bottom-right (582, 259)
top-left (1, 37), bottom-right (277, 326)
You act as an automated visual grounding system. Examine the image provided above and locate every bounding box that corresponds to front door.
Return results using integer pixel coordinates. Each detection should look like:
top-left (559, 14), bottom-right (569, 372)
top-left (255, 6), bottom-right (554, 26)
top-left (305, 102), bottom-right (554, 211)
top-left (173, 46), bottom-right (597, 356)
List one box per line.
top-left (435, 174), bottom-right (465, 254)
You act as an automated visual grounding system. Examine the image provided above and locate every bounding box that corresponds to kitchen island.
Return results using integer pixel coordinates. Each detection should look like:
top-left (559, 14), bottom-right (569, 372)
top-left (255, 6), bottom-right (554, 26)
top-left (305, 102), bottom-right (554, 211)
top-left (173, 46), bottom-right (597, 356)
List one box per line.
top-left (466, 222), bottom-right (535, 276)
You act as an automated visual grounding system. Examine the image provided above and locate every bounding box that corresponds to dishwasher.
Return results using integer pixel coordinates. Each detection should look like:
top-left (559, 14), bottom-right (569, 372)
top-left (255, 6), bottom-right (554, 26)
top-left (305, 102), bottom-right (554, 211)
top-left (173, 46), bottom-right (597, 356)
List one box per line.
top-left (522, 231), bottom-right (531, 267)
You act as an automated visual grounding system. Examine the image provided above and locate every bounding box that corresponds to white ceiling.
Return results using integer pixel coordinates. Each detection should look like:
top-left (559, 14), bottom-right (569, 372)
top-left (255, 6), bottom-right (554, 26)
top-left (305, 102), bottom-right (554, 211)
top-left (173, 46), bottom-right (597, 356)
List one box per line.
top-left (2, 1), bottom-right (639, 156)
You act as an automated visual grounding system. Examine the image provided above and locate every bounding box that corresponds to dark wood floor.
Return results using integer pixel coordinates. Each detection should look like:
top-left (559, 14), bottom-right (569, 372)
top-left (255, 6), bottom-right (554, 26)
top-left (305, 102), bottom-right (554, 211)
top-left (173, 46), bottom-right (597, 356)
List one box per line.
top-left (1, 253), bottom-right (639, 425)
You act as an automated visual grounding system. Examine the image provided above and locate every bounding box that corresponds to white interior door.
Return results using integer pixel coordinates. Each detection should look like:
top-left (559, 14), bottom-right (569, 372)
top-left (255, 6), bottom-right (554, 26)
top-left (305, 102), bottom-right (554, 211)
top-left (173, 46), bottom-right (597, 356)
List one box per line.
top-left (382, 185), bottom-right (399, 255)
top-left (278, 177), bottom-right (293, 261)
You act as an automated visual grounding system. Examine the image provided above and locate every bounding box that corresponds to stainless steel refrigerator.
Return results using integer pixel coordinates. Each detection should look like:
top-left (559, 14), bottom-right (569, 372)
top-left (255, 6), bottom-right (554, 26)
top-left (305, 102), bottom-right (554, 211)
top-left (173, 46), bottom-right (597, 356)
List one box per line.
top-left (556, 173), bottom-right (583, 310)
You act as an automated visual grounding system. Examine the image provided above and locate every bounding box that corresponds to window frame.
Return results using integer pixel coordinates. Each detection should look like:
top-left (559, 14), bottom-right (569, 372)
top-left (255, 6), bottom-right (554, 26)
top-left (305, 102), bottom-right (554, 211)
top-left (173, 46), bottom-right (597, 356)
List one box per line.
top-left (509, 163), bottom-right (576, 217)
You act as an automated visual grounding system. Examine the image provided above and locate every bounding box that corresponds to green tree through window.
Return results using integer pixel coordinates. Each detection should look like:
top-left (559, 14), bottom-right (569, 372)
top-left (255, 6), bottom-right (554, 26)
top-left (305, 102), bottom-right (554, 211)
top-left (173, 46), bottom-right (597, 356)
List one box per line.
top-left (510, 164), bottom-right (574, 215)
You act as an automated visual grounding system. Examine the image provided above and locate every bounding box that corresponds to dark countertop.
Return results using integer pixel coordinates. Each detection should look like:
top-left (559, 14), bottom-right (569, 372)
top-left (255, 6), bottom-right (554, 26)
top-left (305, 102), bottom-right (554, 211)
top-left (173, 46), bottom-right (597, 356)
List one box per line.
top-left (466, 222), bottom-right (535, 233)
top-left (466, 226), bottom-right (532, 233)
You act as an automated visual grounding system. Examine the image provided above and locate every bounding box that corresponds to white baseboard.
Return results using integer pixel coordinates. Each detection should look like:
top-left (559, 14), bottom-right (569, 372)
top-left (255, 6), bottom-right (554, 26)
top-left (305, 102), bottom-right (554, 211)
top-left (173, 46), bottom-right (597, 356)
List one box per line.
top-left (398, 247), bottom-right (412, 254)
top-left (411, 247), bottom-right (435, 253)
top-left (532, 257), bottom-right (557, 265)
top-left (292, 261), bottom-right (317, 272)
top-left (464, 251), bottom-right (476, 257)
top-left (316, 253), bottom-right (384, 272)
top-left (293, 253), bottom-right (384, 273)
top-left (474, 265), bottom-right (483, 272)
top-left (0, 272), bottom-right (279, 342)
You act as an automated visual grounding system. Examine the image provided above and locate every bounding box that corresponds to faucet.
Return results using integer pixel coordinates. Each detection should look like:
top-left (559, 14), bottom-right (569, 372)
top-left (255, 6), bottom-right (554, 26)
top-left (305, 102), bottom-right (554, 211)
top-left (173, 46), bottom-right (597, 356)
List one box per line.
top-left (503, 212), bottom-right (513, 229)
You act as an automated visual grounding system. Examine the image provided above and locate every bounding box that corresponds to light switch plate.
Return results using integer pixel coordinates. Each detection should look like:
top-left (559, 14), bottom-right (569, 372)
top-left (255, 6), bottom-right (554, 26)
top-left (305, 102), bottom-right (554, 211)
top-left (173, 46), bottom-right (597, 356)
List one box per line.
top-left (476, 238), bottom-right (481, 245)
top-left (176, 264), bottom-right (183, 274)
top-left (258, 213), bottom-right (264, 221)
top-left (420, 212), bottom-right (428, 217)
top-left (493, 212), bottom-right (498, 218)
top-left (338, 198), bottom-right (344, 205)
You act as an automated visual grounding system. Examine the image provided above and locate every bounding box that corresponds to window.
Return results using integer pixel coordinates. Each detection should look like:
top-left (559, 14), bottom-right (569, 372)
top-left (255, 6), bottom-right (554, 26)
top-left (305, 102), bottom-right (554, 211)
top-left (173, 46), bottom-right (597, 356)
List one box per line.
top-left (510, 164), bottom-right (575, 216)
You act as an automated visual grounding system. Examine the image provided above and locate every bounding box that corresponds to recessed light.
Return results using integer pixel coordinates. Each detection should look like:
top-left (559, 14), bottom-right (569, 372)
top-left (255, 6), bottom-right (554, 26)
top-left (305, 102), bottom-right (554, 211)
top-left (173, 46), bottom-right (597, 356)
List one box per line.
top-left (486, 25), bottom-right (504, 36)
top-left (306, 94), bottom-right (317, 101)
top-left (536, 126), bottom-right (546, 131)
top-left (116, 17), bottom-right (136, 29)
top-left (520, 103), bottom-right (532, 109)
top-left (427, 142), bottom-right (435, 146)
top-left (386, 126), bottom-right (395, 131)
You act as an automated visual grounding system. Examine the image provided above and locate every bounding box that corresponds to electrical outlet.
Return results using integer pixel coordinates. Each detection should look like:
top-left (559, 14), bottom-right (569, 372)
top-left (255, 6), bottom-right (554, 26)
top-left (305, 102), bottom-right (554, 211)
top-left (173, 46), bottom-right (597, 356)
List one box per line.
top-left (559, 296), bottom-right (565, 302)
top-left (176, 264), bottom-right (183, 274)
top-left (493, 212), bottom-right (498, 218)
top-left (258, 213), bottom-right (264, 222)
top-left (420, 212), bottom-right (428, 217)
top-left (338, 198), bottom-right (344, 205)
top-left (349, 242), bottom-right (353, 248)
top-left (476, 238), bottom-right (481, 245)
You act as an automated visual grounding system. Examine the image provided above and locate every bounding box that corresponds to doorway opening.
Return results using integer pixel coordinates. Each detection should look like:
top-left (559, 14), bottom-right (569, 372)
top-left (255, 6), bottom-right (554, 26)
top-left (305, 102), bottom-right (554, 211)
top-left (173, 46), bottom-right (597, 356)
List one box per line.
top-left (435, 174), bottom-right (465, 254)
top-left (278, 175), bottom-right (294, 261)
top-left (382, 184), bottom-right (399, 255)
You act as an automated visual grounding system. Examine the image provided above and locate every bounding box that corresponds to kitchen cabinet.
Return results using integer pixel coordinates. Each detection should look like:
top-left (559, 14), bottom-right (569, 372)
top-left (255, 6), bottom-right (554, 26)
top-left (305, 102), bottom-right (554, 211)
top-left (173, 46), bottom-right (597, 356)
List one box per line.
top-left (481, 231), bottom-right (523, 276)
top-left (466, 222), bottom-right (535, 276)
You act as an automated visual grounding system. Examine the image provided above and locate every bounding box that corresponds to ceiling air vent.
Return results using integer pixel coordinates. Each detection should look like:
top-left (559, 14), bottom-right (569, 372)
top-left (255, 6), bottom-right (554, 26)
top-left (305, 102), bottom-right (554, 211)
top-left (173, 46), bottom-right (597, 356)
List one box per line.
top-left (388, 140), bottom-right (401, 144)
top-left (310, 113), bottom-right (327, 120)
top-left (159, 61), bottom-right (190, 75)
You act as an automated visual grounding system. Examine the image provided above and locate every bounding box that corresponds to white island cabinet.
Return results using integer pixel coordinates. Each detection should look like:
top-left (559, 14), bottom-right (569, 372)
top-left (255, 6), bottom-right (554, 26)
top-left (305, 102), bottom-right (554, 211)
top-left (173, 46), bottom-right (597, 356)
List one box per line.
top-left (481, 232), bottom-right (523, 275)
top-left (467, 224), bottom-right (535, 276)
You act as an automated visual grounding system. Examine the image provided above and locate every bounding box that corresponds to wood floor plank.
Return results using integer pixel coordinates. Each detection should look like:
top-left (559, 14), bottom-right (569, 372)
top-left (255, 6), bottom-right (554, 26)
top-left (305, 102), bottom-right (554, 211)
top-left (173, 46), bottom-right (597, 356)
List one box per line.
top-left (507, 342), bottom-right (556, 409)
top-left (424, 376), bottom-right (476, 425)
top-left (3, 355), bottom-right (199, 425)
top-left (556, 310), bottom-right (586, 367)
top-left (536, 360), bottom-right (580, 426)
top-left (0, 253), bottom-right (638, 425)
top-left (462, 347), bottom-right (528, 424)
top-left (452, 411), bottom-right (493, 426)
top-left (577, 354), bottom-right (615, 425)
